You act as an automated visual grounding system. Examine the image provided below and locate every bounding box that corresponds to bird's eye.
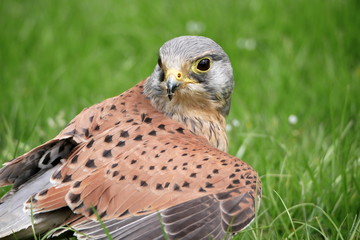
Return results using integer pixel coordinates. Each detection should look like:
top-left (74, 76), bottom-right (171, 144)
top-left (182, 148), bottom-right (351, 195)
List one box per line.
top-left (196, 58), bottom-right (211, 72)
top-left (158, 57), bottom-right (162, 68)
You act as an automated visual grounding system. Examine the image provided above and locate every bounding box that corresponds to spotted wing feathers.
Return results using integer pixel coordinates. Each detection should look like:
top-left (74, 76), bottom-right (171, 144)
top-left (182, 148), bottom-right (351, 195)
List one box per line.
top-left (0, 81), bottom-right (261, 239)
top-left (28, 109), bottom-right (260, 231)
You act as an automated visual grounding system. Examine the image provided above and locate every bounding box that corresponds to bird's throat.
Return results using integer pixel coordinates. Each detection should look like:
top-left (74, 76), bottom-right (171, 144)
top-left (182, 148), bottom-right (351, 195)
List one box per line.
top-left (169, 112), bottom-right (228, 153)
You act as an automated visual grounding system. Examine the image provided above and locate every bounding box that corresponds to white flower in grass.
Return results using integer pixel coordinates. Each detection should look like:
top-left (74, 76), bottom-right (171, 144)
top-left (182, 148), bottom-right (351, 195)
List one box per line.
top-left (226, 119), bottom-right (241, 132)
top-left (1, 148), bottom-right (14, 160)
top-left (2, 142), bottom-right (31, 160)
top-left (36, 125), bottom-right (46, 138)
top-left (18, 142), bottom-right (31, 152)
top-left (47, 117), bottom-right (56, 128)
top-left (236, 38), bottom-right (257, 50)
top-left (186, 21), bottom-right (205, 34)
top-left (288, 114), bottom-right (298, 125)
top-left (231, 119), bottom-right (240, 127)
top-left (48, 111), bottom-right (66, 128)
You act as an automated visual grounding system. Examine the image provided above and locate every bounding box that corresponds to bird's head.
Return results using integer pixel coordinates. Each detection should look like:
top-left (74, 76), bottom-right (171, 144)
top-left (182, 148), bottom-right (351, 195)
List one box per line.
top-left (144, 36), bottom-right (234, 117)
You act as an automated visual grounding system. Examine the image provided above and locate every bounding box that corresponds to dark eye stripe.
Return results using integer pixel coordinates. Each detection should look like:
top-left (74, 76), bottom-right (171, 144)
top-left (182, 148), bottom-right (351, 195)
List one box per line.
top-left (158, 56), bottom-right (162, 68)
top-left (159, 69), bottom-right (165, 82)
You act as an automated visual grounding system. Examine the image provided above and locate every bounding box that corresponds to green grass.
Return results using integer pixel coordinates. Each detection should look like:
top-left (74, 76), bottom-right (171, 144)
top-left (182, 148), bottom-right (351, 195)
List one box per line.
top-left (0, 0), bottom-right (359, 239)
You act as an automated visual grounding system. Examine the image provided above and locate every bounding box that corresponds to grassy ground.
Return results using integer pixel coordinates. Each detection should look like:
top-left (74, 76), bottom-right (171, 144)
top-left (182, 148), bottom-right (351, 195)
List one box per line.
top-left (0, 0), bottom-right (359, 239)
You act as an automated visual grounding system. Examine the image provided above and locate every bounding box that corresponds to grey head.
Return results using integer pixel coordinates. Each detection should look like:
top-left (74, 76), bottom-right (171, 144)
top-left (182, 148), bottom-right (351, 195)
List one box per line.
top-left (144, 36), bottom-right (234, 116)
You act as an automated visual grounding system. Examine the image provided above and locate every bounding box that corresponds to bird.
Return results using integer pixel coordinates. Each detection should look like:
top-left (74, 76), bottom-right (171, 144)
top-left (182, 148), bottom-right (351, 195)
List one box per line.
top-left (0, 36), bottom-right (261, 240)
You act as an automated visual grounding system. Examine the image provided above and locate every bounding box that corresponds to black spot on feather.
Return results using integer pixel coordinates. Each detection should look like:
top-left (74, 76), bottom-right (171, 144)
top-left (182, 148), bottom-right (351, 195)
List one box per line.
top-left (199, 187), bottom-right (206, 192)
top-left (62, 174), bottom-right (72, 183)
top-left (69, 193), bottom-right (81, 203)
top-left (103, 150), bottom-right (112, 158)
top-left (100, 211), bottom-right (107, 218)
top-left (85, 159), bottom-right (96, 168)
top-left (86, 139), bottom-right (94, 148)
top-left (42, 152), bottom-right (51, 165)
top-left (119, 209), bottom-right (129, 217)
top-left (134, 135), bottom-right (143, 141)
top-left (148, 130), bottom-right (157, 136)
top-left (51, 157), bottom-right (62, 166)
top-left (53, 171), bottom-right (62, 180)
top-left (73, 181), bottom-right (81, 188)
top-left (176, 127), bottom-right (185, 134)
top-left (120, 130), bottom-right (129, 138)
top-left (39, 189), bottom-right (48, 196)
top-left (144, 117), bottom-right (152, 124)
top-left (104, 135), bottom-right (113, 143)
top-left (182, 181), bottom-right (190, 188)
top-left (71, 155), bottom-right (79, 164)
top-left (83, 128), bottom-right (90, 138)
top-left (227, 184), bottom-right (234, 189)
top-left (173, 184), bottom-right (181, 191)
top-left (205, 182), bottom-right (214, 188)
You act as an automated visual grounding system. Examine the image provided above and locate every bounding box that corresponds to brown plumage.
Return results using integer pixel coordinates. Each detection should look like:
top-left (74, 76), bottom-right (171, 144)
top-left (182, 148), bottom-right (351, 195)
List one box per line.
top-left (0, 36), bottom-right (261, 240)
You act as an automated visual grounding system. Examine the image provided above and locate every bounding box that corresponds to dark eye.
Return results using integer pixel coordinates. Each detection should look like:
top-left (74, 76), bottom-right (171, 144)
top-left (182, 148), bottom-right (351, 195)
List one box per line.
top-left (197, 58), bottom-right (211, 71)
top-left (158, 56), bottom-right (162, 68)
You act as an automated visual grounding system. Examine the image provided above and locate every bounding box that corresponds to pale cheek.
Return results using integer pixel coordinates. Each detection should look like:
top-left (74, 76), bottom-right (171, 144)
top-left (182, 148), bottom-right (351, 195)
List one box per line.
top-left (186, 83), bottom-right (205, 93)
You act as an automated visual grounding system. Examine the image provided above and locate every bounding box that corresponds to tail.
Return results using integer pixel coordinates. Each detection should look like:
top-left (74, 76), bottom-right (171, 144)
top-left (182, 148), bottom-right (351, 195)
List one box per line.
top-left (0, 138), bottom-right (77, 239)
top-left (0, 165), bottom-right (74, 239)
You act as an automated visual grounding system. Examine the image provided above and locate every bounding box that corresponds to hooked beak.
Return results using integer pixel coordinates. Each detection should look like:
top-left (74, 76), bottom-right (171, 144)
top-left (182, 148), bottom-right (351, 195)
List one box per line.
top-left (166, 75), bottom-right (180, 101)
top-left (165, 69), bottom-right (197, 101)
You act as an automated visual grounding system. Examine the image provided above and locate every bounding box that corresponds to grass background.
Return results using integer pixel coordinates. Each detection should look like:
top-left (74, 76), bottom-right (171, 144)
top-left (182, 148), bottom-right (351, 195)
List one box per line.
top-left (0, 0), bottom-right (359, 239)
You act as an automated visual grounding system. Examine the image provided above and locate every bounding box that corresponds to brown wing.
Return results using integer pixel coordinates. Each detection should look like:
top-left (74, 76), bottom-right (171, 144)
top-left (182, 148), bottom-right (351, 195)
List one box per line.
top-left (2, 79), bottom-right (260, 238)
top-left (27, 106), bottom-right (260, 221)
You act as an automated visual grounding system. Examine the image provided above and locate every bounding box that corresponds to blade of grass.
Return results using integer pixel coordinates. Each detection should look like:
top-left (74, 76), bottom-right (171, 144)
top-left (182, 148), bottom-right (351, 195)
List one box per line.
top-left (274, 190), bottom-right (299, 240)
top-left (91, 206), bottom-right (113, 240)
top-left (29, 199), bottom-right (38, 240)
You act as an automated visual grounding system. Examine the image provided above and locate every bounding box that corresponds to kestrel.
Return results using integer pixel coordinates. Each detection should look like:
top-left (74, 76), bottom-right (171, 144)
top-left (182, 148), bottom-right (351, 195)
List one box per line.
top-left (0, 36), bottom-right (261, 240)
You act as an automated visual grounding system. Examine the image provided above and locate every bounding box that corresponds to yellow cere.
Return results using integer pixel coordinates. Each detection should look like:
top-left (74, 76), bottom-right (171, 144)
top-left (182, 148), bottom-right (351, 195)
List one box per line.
top-left (166, 69), bottom-right (198, 85)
